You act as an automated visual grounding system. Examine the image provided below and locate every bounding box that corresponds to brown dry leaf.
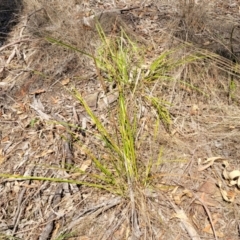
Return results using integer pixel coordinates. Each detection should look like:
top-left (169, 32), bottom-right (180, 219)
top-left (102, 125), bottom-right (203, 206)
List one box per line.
top-left (15, 76), bottom-right (37, 98)
top-left (173, 208), bottom-right (201, 240)
top-left (1, 136), bottom-right (9, 142)
top-left (51, 96), bottom-right (59, 104)
top-left (156, 183), bottom-right (175, 192)
top-left (30, 96), bottom-right (51, 120)
top-left (98, 91), bottom-right (119, 110)
top-left (198, 179), bottom-right (218, 194)
top-left (226, 190), bottom-right (236, 201)
top-left (217, 181), bottom-right (235, 203)
top-left (29, 89), bottom-right (46, 95)
top-left (51, 222), bottom-right (61, 239)
top-left (173, 189), bottom-right (193, 205)
top-left (84, 92), bottom-right (100, 108)
top-left (0, 149), bottom-right (5, 165)
top-left (174, 194), bottom-right (182, 205)
top-left (60, 78), bottom-right (70, 86)
top-left (203, 41), bottom-right (211, 46)
top-left (70, 172), bottom-right (82, 179)
top-left (112, 220), bottom-right (128, 240)
top-left (203, 216), bottom-right (224, 238)
top-left (13, 102), bottom-right (27, 112)
top-left (190, 104), bottom-right (199, 115)
top-left (55, 124), bottom-right (66, 130)
top-left (197, 180), bottom-right (222, 206)
top-left (83, 16), bottom-right (93, 29)
top-left (21, 183), bottom-right (39, 188)
top-left (191, 211), bottom-right (201, 230)
top-left (197, 192), bottom-right (220, 207)
top-left (19, 114), bottom-right (28, 120)
top-left (80, 159), bottom-right (92, 172)
top-left (179, 84), bottom-right (191, 93)
top-left (35, 149), bottom-right (54, 158)
top-left (198, 156), bottom-right (224, 171)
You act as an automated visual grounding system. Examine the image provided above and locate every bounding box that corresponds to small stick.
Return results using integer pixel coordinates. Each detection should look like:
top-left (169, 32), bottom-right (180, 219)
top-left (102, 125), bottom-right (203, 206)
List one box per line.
top-left (193, 193), bottom-right (218, 240)
top-left (0, 38), bottom-right (30, 52)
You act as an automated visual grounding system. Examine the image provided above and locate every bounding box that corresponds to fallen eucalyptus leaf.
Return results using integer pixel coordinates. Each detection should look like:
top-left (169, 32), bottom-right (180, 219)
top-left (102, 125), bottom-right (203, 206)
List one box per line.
top-left (198, 156), bottom-right (224, 171)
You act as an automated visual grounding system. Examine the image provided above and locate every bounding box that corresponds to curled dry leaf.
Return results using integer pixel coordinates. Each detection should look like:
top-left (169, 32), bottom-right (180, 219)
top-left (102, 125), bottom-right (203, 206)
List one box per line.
top-left (30, 97), bottom-right (51, 120)
top-left (80, 159), bottom-right (92, 172)
top-left (35, 149), bottom-right (54, 158)
top-left (198, 157), bottom-right (240, 202)
top-left (0, 149), bottom-right (4, 165)
top-left (190, 104), bottom-right (199, 115)
top-left (60, 78), bottom-right (70, 86)
top-left (29, 89), bottom-right (46, 95)
top-left (197, 180), bottom-right (222, 206)
top-left (173, 208), bottom-right (201, 240)
top-left (223, 165), bottom-right (240, 188)
top-left (229, 170), bottom-right (240, 180)
top-left (198, 179), bottom-right (218, 194)
top-left (217, 181), bottom-right (235, 203)
top-left (70, 172), bottom-right (81, 179)
top-left (85, 92), bottom-right (100, 108)
top-left (98, 91), bottom-right (119, 110)
top-left (198, 156), bottom-right (224, 171)
top-left (83, 16), bottom-right (94, 29)
top-left (173, 189), bottom-right (193, 205)
top-left (222, 160), bottom-right (240, 187)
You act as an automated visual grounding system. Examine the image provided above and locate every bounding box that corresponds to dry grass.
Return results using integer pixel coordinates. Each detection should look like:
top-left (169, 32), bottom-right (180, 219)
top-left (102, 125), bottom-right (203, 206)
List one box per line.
top-left (1, 0), bottom-right (240, 239)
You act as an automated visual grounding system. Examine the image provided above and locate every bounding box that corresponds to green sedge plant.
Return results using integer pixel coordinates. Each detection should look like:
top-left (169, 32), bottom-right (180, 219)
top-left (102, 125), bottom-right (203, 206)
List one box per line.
top-left (1, 26), bottom-right (209, 197)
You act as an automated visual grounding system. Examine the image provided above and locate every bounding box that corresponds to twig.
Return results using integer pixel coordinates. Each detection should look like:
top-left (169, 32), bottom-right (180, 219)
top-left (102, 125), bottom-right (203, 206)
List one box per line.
top-left (63, 197), bottom-right (122, 232)
top-left (12, 187), bottom-right (27, 234)
top-left (170, 200), bottom-right (201, 240)
top-left (12, 167), bottom-right (35, 235)
top-left (62, 133), bottom-right (74, 170)
top-left (39, 184), bottom-right (63, 240)
top-left (193, 193), bottom-right (218, 240)
top-left (101, 205), bottom-right (127, 240)
top-left (120, 7), bottom-right (140, 14)
top-left (128, 180), bottom-right (141, 239)
top-left (96, 7), bottom-right (140, 18)
top-left (0, 38), bottom-right (30, 52)
top-left (20, 8), bottom-right (45, 37)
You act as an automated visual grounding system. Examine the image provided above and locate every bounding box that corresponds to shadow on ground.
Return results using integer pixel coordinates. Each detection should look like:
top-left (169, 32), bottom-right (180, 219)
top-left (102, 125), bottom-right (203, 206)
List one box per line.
top-left (0, 0), bottom-right (22, 46)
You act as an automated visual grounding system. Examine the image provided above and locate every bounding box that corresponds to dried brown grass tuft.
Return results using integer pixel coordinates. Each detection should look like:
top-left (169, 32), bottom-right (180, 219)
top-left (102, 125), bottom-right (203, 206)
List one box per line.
top-left (176, 0), bottom-right (210, 43)
top-left (174, 0), bottom-right (240, 62)
top-left (16, 0), bottom-right (148, 83)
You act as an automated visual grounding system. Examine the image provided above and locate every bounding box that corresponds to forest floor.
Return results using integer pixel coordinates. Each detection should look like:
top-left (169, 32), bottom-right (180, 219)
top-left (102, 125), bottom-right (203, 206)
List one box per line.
top-left (1, 0), bottom-right (240, 239)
